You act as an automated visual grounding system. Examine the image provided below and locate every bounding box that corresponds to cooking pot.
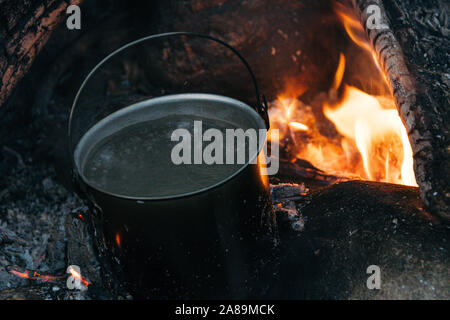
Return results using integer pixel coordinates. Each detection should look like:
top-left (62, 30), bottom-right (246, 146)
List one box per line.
top-left (68, 32), bottom-right (277, 299)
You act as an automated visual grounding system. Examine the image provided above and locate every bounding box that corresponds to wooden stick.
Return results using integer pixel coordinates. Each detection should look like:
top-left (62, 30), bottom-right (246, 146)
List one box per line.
top-left (350, 0), bottom-right (449, 220)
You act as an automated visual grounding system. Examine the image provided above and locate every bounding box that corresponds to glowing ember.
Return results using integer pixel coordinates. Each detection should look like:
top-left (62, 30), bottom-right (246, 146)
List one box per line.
top-left (289, 122), bottom-right (309, 132)
top-left (268, 4), bottom-right (417, 187)
top-left (115, 233), bottom-right (121, 248)
top-left (9, 268), bottom-right (64, 282)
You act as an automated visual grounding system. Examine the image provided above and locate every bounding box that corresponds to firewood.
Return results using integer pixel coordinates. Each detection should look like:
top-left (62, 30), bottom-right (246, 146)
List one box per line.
top-left (271, 180), bottom-right (449, 299)
top-left (349, 0), bottom-right (449, 219)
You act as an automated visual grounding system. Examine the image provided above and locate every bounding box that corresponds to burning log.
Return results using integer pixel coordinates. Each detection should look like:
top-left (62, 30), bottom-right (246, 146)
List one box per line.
top-left (65, 207), bottom-right (130, 299)
top-left (65, 209), bottom-right (99, 290)
top-left (276, 158), bottom-right (353, 188)
top-left (347, 0), bottom-right (449, 219)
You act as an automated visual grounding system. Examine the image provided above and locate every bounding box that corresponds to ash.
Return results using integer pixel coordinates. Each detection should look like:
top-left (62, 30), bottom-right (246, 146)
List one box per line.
top-left (0, 146), bottom-right (95, 299)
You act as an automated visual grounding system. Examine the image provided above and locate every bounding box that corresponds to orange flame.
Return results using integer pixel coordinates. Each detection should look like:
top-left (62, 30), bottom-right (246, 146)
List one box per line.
top-left (333, 2), bottom-right (390, 85)
top-left (10, 266), bottom-right (91, 290)
top-left (324, 85), bottom-right (417, 186)
top-left (334, 3), bottom-right (381, 71)
top-left (115, 233), bottom-right (121, 248)
top-left (268, 4), bottom-right (417, 187)
top-left (331, 53), bottom-right (346, 91)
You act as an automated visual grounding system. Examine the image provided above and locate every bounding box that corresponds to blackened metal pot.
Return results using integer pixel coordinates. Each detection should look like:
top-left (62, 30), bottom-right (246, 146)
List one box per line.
top-left (68, 32), bottom-right (277, 299)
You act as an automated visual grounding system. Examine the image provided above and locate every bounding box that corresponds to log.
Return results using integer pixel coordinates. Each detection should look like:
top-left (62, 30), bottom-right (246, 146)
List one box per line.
top-left (0, 0), bottom-right (83, 107)
top-left (65, 208), bottom-right (130, 299)
top-left (271, 181), bottom-right (449, 299)
top-left (349, 0), bottom-right (449, 219)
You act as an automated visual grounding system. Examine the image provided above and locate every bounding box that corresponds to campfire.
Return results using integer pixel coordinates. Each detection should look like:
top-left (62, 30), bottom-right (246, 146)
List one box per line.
top-left (269, 57), bottom-right (418, 186)
top-left (269, 3), bottom-right (417, 187)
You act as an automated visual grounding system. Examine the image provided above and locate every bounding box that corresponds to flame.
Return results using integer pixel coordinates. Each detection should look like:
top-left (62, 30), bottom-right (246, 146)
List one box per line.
top-left (9, 266), bottom-right (91, 289)
top-left (331, 53), bottom-right (346, 91)
top-left (270, 80), bottom-right (416, 186)
top-left (115, 233), bottom-right (121, 248)
top-left (268, 5), bottom-right (417, 187)
top-left (333, 2), bottom-right (390, 85)
top-left (324, 85), bottom-right (417, 186)
top-left (334, 3), bottom-right (381, 71)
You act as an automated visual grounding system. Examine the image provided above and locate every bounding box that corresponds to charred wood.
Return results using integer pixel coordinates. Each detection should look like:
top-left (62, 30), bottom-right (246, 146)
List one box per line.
top-left (350, 0), bottom-right (449, 219)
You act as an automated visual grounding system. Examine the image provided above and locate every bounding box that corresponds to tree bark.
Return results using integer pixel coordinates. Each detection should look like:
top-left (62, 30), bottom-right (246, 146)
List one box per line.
top-left (351, 0), bottom-right (449, 220)
top-left (0, 0), bottom-right (83, 107)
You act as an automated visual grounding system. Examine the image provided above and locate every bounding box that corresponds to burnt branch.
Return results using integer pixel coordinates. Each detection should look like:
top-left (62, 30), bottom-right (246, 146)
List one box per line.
top-left (351, 0), bottom-right (450, 220)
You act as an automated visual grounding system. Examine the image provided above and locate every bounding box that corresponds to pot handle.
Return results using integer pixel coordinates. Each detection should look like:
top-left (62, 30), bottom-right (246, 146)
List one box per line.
top-left (163, 32), bottom-right (270, 129)
top-left (68, 32), bottom-right (269, 151)
top-left (68, 32), bottom-right (270, 190)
